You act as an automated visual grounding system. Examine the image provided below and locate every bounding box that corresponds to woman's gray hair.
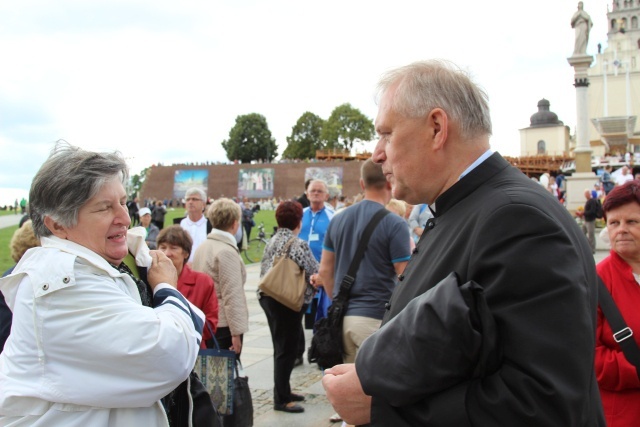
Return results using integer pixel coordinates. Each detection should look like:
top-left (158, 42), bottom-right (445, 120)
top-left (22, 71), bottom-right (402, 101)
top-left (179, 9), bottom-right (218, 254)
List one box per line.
top-left (376, 59), bottom-right (492, 139)
top-left (29, 141), bottom-right (129, 238)
top-left (185, 187), bottom-right (207, 202)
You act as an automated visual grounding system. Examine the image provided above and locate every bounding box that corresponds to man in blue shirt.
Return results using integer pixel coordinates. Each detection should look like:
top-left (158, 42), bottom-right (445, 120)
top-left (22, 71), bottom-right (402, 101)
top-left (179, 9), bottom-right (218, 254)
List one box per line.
top-left (299, 180), bottom-right (335, 262)
top-left (297, 179), bottom-right (335, 366)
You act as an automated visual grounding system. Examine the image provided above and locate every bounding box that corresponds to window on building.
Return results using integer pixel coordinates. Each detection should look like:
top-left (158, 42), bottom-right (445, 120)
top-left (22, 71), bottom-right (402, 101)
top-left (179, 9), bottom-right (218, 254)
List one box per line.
top-left (537, 140), bottom-right (546, 154)
top-left (633, 16), bottom-right (638, 29)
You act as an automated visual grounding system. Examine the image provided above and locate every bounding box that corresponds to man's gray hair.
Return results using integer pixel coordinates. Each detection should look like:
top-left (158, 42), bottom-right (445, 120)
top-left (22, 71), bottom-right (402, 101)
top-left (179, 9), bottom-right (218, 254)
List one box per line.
top-left (376, 59), bottom-right (492, 139)
top-left (185, 187), bottom-right (207, 202)
top-left (308, 179), bottom-right (328, 192)
top-left (29, 141), bottom-right (129, 238)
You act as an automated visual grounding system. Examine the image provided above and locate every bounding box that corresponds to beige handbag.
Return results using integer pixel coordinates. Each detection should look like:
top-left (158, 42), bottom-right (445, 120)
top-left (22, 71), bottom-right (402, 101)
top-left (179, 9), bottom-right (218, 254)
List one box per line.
top-left (258, 237), bottom-right (306, 311)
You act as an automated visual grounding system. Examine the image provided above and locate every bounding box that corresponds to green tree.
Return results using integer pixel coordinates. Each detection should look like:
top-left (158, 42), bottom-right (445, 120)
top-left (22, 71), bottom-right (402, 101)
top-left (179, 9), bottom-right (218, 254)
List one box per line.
top-left (282, 112), bottom-right (325, 159)
top-left (222, 113), bottom-right (278, 163)
top-left (321, 103), bottom-right (375, 151)
top-left (129, 167), bottom-right (148, 197)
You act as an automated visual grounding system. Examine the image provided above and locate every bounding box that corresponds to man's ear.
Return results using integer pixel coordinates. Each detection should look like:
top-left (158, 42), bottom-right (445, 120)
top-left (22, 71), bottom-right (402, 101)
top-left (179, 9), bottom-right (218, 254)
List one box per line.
top-left (359, 178), bottom-right (365, 192)
top-left (44, 216), bottom-right (68, 239)
top-left (429, 108), bottom-right (449, 151)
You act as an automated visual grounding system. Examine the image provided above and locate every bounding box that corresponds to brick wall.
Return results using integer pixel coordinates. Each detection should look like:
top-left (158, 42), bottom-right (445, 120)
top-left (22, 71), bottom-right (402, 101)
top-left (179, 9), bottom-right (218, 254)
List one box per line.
top-left (139, 160), bottom-right (366, 203)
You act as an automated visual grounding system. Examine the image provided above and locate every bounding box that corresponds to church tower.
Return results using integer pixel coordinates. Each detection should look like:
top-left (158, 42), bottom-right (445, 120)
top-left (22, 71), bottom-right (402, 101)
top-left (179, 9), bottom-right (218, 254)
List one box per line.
top-left (519, 99), bottom-right (571, 156)
top-left (588, 0), bottom-right (640, 156)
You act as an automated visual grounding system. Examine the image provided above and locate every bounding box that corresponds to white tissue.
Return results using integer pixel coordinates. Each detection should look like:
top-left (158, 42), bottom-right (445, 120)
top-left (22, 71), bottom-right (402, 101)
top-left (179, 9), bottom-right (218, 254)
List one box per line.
top-left (127, 226), bottom-right (152, 268)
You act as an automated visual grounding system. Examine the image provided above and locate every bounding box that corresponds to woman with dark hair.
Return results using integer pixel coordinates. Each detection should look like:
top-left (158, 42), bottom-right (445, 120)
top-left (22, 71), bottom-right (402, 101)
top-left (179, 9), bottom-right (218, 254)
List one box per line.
top-left (157, 225), bottom-right (219, 347)
top-left (596, 179), bottom-right (640, 426)
top-left (258, 200), bottom-right (318, 414)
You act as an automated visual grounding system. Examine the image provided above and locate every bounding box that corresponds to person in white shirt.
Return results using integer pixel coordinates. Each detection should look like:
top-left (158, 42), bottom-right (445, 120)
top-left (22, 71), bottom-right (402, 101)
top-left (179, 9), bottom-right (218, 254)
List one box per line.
top-left (180, 187), bottom-right (209, 263)
top-left (615, 165), bottom-right (634, 186)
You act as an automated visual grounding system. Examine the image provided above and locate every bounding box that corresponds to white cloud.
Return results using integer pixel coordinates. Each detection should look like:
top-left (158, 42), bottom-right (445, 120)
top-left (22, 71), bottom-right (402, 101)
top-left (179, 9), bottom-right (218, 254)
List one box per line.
top-left (0, 0), bottom-right (610, 206)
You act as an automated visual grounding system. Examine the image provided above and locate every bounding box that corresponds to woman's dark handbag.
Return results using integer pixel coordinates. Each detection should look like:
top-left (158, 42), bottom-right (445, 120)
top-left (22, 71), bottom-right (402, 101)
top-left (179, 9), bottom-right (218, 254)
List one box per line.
top-left (308, 209), bottom-right (390, 369)
top-left (307, 299), bottom-right (347, 369)
top-left (162, 371), bottom-right (222, 427)
top-left (224, 361), bottom-right (254, 427)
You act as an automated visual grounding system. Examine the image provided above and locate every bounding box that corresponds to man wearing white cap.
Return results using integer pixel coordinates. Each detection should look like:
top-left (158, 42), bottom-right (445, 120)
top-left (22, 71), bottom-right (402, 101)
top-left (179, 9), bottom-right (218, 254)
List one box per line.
top-left (139, 207), bottom-right (159, 249)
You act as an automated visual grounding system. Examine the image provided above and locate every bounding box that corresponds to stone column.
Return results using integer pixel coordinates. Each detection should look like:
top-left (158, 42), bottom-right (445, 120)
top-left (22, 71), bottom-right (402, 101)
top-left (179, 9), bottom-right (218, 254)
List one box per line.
top-left (566, 54), bottom-right (596, 213)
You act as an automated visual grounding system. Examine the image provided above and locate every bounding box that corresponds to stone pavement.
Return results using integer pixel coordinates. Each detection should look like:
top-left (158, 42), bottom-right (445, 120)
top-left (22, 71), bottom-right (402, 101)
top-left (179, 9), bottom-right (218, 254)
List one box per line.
top-left (0, 214), bottom-right (23, 229)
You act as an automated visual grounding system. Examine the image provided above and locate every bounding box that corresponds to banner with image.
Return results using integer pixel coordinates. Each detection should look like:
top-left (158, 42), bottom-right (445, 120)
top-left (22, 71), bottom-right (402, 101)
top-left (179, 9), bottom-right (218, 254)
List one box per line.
top-left (173, 169), bottom-right (208, 200)
top-left (304, 167), bottom-right (343, 197)
top-left (238, 168), bottom-right (274, 199)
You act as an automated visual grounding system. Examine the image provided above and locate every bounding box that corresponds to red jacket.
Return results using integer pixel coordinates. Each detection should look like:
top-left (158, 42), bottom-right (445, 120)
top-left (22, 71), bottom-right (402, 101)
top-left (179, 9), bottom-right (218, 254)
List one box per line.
top-left (178, 264), bottom-right (219, 348)
top-left (596, 250), bottom-right (640, 427)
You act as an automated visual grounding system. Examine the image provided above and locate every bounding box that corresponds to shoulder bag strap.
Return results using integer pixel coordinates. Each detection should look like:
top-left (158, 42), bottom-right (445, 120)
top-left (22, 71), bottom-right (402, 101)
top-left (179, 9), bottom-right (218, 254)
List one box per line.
top-left (597, 276), bottom-right (640, 380)
top-left (204, 321), bottom-right (219, 350)
top-left (334, 208), bottom-right (390, 302)
top-left (282, 236), bottom-right (297, 258)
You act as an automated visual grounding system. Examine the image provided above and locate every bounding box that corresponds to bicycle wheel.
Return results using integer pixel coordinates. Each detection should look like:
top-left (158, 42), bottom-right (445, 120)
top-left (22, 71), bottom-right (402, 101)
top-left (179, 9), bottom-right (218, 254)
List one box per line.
top-left (244, 238), bottom-right (267, 263)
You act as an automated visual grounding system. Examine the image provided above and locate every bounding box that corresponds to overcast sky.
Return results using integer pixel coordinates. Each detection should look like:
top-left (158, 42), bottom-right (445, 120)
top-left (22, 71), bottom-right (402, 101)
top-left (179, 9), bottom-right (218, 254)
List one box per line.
top-left (0, 0), bottom-right (610, 206)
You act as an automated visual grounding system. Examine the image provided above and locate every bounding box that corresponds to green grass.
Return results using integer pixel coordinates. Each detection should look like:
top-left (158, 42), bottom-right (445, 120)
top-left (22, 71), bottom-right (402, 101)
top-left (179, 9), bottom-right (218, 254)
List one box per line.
top-left (165, 207), bottom-right (187, 225)
top-left (242, 209), bottom-right (277, 264)
top-left (0, 225), bottom-right (19, 273)
top-left (249, 210), bottom-right (278, 240)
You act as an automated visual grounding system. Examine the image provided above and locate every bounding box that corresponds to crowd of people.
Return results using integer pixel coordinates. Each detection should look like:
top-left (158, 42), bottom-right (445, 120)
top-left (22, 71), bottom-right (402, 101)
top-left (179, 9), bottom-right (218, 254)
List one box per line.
top-left (3, 58), bottom-right (640, 427)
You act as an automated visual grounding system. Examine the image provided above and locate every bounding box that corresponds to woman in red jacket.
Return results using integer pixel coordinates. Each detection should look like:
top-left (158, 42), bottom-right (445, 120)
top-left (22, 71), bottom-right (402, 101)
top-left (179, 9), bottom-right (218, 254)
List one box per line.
top-left (157, 225), bottom-right (219, 347)
top-left (596, 179), bottom-right (640, 426)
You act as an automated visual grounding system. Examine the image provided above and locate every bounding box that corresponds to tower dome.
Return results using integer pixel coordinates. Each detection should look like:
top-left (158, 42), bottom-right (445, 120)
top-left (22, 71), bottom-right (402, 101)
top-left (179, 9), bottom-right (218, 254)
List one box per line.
top-left (530, 99), bottom-right (563, 127)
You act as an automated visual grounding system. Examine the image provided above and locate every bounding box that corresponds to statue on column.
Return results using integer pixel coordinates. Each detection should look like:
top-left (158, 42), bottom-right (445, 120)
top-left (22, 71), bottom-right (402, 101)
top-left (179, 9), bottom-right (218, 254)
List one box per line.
top-left (571, 1), bottom-right (593, 55)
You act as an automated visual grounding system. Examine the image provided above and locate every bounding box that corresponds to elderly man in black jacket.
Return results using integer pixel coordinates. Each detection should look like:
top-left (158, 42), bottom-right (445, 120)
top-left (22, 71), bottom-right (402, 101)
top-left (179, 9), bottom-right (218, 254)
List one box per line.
top-left (322, 60), bottom-right (604, 426)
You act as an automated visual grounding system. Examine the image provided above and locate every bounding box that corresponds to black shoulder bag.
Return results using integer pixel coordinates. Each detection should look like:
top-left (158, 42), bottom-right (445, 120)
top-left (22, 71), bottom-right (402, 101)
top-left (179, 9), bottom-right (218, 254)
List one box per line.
top-left (307, 208), bottom-right (390, 369)
top-left (597, 276), bottom-right (640, 380)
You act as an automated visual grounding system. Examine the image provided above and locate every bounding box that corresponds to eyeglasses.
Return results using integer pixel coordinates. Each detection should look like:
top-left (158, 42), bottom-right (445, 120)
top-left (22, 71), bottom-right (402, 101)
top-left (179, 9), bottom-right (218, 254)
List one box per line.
top-left (186, 197), bottom-right (203, 202)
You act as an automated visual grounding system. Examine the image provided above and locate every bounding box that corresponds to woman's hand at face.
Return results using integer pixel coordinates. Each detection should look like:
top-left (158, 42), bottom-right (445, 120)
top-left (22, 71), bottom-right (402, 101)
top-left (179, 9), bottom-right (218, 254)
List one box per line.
top-left (147, 250), bottom-right (178, 290)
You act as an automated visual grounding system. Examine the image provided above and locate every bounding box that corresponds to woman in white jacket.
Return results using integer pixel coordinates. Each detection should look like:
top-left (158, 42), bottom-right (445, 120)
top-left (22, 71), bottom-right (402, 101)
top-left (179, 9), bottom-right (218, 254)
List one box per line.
top-left (0, 142), bottom-right (204, 426)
